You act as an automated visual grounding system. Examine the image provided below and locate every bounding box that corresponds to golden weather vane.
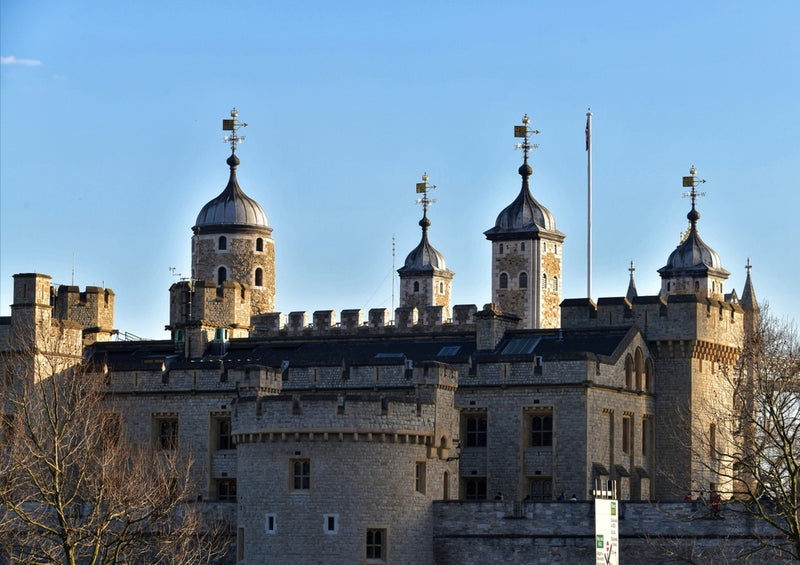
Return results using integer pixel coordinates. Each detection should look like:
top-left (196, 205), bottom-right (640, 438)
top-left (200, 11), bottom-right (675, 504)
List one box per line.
top-left (682, 165), bottom-right (707, 207)
top-left (222, 107), bottom-right (248, 153)
top-left (513, 113), bottom-right (540, 162)
top-left (415, 172), bottom-right (437, 217)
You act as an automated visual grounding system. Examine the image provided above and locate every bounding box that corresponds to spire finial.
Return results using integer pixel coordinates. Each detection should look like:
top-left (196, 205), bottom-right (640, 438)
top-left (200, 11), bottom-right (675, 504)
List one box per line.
top-left (682, 165), bottom-right (706, 229)
top-left (745, 257), bottom-right (752, 275)
top-left (629, 260), bottom-right (636, 278)
top-left (514, 113), bottom-right (540, 174)
top-left (222, 107), bottom-right (248, 154)
top-left (415, 172), bottom-right (437, 228)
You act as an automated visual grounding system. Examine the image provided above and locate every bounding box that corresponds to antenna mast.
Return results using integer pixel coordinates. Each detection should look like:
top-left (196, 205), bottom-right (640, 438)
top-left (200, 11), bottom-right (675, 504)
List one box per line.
top-left (391, 234), bottom-right (396, 314)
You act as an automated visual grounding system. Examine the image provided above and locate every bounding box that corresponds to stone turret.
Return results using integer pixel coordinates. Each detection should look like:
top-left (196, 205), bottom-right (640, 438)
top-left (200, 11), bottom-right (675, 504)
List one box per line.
top-left (191, 109), bottom-right (275, 316)
top-left (484, 115), bottom-right (565, 329)
top-left (398, 174), bottom-right (454, 314)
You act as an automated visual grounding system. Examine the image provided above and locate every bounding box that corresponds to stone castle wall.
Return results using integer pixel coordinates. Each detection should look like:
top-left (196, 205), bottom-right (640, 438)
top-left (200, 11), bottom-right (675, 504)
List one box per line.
top-left (433, 500), bottom-right (786, 565)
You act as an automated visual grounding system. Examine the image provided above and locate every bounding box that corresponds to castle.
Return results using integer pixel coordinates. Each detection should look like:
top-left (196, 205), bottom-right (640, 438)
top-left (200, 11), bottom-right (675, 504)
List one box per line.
top-left (1, 110), bottom-right (764, 564)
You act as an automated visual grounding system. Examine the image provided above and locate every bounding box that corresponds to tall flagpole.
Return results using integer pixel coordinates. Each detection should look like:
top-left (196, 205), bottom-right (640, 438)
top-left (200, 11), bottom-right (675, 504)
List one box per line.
top-left (586, 108), bottom-right (593, 300)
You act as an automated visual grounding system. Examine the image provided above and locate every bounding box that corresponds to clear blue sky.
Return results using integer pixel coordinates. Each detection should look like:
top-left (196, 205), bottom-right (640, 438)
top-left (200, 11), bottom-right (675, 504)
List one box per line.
top-left (2, 1), bottom-right (798, 338)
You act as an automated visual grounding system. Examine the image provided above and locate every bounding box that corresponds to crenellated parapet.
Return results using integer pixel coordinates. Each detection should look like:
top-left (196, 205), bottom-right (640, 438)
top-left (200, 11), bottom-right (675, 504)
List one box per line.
top-left (168, 279), bottom-right (252, 331)
top-left (53, 284), bottom-right (115, 343)
top-left (561, 294), bottom-right (743, 349)
top-left (250, 304), bottom-right (479, 338)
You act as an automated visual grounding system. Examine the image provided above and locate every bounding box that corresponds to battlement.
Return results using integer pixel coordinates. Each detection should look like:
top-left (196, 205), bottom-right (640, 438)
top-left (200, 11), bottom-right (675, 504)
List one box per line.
top-left (251, 304), bottom-right (479, 337)
top-left (168, 279), bottom-right (252, 330)
top-left (561, 293), bottom-right (745, 347)
top-left (53, 284), bottom-right (115, 342)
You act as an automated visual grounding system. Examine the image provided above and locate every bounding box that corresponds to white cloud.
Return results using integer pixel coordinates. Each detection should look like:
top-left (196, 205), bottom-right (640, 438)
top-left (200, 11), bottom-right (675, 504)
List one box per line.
top-left (1, 55), bottom-right (42, 67)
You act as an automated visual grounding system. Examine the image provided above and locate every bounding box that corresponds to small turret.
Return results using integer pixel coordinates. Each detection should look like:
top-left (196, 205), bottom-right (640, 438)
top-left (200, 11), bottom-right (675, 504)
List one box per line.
top-left (398, 173), bottom-right (454, 314)
top-left (658, 166), bottom-right (729, 300)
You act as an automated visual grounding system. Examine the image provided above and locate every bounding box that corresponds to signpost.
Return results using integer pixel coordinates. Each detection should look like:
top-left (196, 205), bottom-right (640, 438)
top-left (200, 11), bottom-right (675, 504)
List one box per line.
top-left (594, 481), bottom-right (619, 565)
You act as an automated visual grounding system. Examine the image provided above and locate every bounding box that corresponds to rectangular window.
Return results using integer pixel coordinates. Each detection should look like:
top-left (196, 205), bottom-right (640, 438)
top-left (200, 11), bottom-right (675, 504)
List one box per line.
top-left (216, 416), bottom-right (234, 450)
top-left (324, 514), bottom-right (338, 534)
top-left (464, 477), bottom-right (487, 500)
top-left (153, 416), bottom-right (179, 450)
top-left (528, 477), bottom-right (553, 500)
top-left (622, 415), bottom-right (633, 455)
top-left (217, 478), bottom-right (237, 501)
top-left (365, 528), bottom-right (387, 561)
top-left (415, 461), bottom-right (426, 494)
top-left (709, 423), bottom-right (717, 460)
top-left (531, 414), bottom-right (553, 447)
top-left (642, 416), bottom-right (652, 456)
top-left (265, 513), bottom-right (277, 534)
top-left (292, 459), bottom-right (310, 490)
top-left (465, 415), bottom-right (487, 447)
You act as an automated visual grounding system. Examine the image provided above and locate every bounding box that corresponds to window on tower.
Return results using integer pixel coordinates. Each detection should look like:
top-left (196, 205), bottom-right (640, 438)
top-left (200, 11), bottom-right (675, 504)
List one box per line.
top-left (499, 243), bottom-right (504, 255)
top-left (499, 273), bottom-right (508, 289)
top-left (519, 272), bottom-right (528, 289)
top-left (256, 237), bottom-right (264, 252)
top-left (218, 267), bottom-right (227, 285)
top-left (255, 268), bottom-right (263, 287)
top-left (553, 275), bottom-right (558, 291)
top-left (413, 281), bottom-right (420, 293)
top-left (218, 236), bottom-right (227, 250)
top-left (542, 274), bottom-right (548, 289)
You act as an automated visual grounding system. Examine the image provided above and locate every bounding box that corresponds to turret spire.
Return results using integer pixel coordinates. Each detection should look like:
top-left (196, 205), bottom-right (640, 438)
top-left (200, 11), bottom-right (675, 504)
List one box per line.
top-left (514, 113), bottom-right (540, 182)
top-left (681, 165), bottom-right (706, 233)
top-left (223, 107), bottom-right (247, 155)
top-left (626, 260), bottom-right (638, 302)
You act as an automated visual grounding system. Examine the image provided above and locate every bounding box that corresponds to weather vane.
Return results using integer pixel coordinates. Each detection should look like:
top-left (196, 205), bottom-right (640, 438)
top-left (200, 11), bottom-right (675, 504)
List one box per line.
top-left (513, 113), bottom-right (540, 162)
top-left (222, 107), bottom-right (247, 153)
top-left (681, 165), bottom-right (706, 208)
top-left (415, 172), bottom-right (437, 217)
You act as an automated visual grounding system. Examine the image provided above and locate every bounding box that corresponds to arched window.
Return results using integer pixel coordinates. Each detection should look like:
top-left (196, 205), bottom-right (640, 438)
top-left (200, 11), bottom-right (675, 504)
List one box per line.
top-left (542, 273), bottom-right (548, 289)
top-left (553, 275), bottom-right (559, 291)
top-left (499, 273), bottom-right (508, 289)
top-left (255, 267), bottom-right (263, 287)
top-left (519, 272), bottom-right (528, 289)
top-left (217, 266), bottom-right (227, 285)
top-left (635, 348), bottom-right (644, 390)
top-left (439, 281), bottom-right (444, 294)
top-left (256, 238), bottom-right (264, 252)
top-left (218, 236), bottom-right (227, 250)
top-left (413, 281), bottom-right (420, 293)
top-left (644, 358), bottom-right (654, 392)
top-left (625, 354), bottom-right (634, 389)
top-left (499, 243), bottom-right (504, 255)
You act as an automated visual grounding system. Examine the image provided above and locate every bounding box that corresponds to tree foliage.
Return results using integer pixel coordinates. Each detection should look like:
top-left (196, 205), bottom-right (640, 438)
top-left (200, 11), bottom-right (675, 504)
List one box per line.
top-left (0, 322), bottom-right (230, 564)
top-left (699, 308), bottom-right (800, 561)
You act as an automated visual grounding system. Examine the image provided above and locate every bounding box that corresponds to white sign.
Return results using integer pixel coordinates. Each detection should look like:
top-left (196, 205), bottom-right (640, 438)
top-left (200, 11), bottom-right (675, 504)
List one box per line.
top-left (595, 499), bottom-right (619, 565)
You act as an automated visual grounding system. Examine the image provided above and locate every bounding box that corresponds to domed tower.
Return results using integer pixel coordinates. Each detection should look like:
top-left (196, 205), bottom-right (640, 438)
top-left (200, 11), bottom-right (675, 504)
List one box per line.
top-left (398, 173), bottom-right (454, 314)
top-left (192, 108), bottom-right (275, 315)
top-left (484, 115), bottom-right (565, 329)
top-left (658, 166), bottom-right (729, 300)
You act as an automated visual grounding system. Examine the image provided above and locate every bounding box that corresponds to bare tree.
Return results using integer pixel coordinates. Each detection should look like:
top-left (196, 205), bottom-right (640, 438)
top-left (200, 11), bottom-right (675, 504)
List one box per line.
top-left (0, 321), bottom-right (230, 564)
top-left (694, 307), bottom-right (800, 561)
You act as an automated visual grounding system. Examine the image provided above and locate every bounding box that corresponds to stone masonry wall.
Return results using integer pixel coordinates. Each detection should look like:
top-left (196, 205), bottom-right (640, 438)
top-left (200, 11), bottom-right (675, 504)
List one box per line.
top-left (433, 500), bottom-right (787, 565)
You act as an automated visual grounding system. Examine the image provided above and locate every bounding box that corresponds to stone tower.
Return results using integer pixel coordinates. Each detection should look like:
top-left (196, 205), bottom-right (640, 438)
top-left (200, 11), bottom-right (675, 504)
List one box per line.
top-left (191, 108), bottom-right (275, 316)
top-left (484, 115), bottom-right (565, 329)
top-left (651, 167), bottom-right (742, 498)
top-left (398, 174), bottom-right (454, 315)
